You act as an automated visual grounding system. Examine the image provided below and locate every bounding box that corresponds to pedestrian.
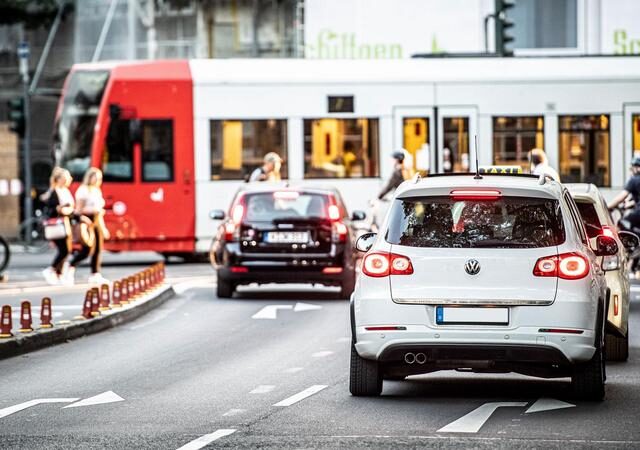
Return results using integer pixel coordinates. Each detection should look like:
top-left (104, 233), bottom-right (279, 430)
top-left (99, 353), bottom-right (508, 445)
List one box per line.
top-left (377, 151), bottom-right (407, 200)
top-left (41, 167), bottom-right (74, 285)
top-left (65, 168), bottom-right (110, 285)
top-left (530, 148), bottom-right (561, 181)
top-left (248, 152), bottom-right (282, 182)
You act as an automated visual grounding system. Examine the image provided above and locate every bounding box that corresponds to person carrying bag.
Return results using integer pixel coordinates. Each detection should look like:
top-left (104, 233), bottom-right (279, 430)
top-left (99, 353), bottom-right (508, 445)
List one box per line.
top-left (41, 168), bottom-right (74, 285)
top-left (65, 168), bottom-right (110, 285)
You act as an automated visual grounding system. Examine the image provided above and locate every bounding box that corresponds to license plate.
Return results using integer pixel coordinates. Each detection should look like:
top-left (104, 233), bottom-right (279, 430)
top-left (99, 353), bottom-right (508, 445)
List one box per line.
top-left (264, 231), bottom-right (309, 244)
top-left (436, 306), bottom-right (509, 325)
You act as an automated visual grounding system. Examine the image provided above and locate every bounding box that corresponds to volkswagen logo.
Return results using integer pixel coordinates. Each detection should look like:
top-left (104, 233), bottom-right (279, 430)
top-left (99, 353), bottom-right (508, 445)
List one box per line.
top-left (464, 259), bottom-right (481, 275)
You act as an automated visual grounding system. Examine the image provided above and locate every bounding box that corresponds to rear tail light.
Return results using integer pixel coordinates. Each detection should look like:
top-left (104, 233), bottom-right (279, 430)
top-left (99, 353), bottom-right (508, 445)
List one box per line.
top-left (450, 189), bottom-right (501, 201)
top-left (533, 252), bottom-right (589, 280)
top-left (225, 194), bottom-right (246, 242)
top-left (328, 204), bottom-right (341, 221)
top-left (322, 267), bottom-right (343, 274)
top-left (362, 252), bottom-right (413, 277)
top-left (601, 225), bottom-right (615, 238)
top-left (231, 204), bottom-right (245, 224)
top-left (332, 221), bottom-right (348, 243)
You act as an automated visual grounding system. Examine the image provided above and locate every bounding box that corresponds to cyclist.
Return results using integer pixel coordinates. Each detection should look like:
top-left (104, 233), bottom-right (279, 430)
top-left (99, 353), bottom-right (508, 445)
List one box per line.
top-left (378, 151), bottom-right (407, 200)
top-left (608, 157), bottom-right (640, 228)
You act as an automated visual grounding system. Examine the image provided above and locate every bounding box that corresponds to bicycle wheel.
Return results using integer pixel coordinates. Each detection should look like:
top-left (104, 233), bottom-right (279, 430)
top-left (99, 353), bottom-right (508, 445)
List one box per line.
top-left (0, 236), bottom-right (10, 274)
top-left (18, 218), bottom-right (49, 252)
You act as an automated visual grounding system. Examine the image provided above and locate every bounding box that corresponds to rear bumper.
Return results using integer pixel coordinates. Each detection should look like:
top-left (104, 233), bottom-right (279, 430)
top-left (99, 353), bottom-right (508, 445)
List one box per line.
top-left (218, 266), bottom-right (348, 285)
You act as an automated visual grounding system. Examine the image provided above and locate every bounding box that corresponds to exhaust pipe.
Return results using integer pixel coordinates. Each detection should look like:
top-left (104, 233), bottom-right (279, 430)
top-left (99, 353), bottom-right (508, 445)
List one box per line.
top-left (404, 353), bottom-right (416, 364)
top-left (415, 353), bottom-right (427, 364)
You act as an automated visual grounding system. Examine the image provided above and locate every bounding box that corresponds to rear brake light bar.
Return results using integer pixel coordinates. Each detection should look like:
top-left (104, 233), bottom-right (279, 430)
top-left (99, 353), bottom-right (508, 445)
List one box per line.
top-left (365, 326), bottom-right (407, 331)
top-left (450, 189), bottom-right (501, 201)
top-left (533, 252), bottom-right (589, 280)
top-left (273, 191), bottom-right (300, 200)
top-left (362, 252), bottom-right (413, 277)
top-left (538, 328), bottom-right (584, 334)
top-left (322, 267), bottom-right (343, 274)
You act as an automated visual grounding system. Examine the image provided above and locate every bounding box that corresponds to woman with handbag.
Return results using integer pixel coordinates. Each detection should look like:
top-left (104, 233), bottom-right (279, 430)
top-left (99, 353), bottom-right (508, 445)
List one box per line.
top-left (65, 167), bottom-right (110, 285)
top-left (41, 168), bottom-right (74, 285)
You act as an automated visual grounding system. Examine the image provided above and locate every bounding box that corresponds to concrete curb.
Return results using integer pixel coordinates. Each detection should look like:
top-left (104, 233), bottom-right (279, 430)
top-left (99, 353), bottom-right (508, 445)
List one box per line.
top-left (0, 284), bottom-right (175, 360)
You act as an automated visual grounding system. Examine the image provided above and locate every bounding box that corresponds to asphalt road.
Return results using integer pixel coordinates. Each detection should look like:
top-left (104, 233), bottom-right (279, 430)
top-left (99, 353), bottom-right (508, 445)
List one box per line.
top-left (1, 263), bottom-right (640, 448)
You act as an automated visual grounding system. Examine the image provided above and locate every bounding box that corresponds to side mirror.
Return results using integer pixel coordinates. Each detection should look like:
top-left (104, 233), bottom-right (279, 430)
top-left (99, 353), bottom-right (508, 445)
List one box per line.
top-left (594, 235), bottom-right (618, 257)
top-left (618, 231), bottom-right (639, 252)
top-left (351, 210), bottom-right (366, 221)
top-left (355, 232), bottom-right (377, 253)
top-left (209, 209), bottom-right (226, 220)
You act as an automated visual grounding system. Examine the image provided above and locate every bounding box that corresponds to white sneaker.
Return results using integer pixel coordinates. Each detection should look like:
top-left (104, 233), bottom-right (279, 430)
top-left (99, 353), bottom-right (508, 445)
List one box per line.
top-left (88, 273), bottom-right (110, 285)
top-left (61, 266), bottom-right (75, 286)
top-left (42, 267), bottom-right (59, 285)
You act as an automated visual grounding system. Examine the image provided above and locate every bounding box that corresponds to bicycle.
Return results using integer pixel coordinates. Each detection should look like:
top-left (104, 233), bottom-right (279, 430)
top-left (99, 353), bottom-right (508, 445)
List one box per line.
top-left (16, 209), bottom-right (50, 253)
top-left (0, 235), bottom-right (9, 277)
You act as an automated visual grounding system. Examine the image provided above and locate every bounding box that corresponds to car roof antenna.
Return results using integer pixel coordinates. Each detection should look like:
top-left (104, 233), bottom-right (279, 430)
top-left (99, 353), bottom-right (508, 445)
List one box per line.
top-left (473, 134), bottom-right (482, 180)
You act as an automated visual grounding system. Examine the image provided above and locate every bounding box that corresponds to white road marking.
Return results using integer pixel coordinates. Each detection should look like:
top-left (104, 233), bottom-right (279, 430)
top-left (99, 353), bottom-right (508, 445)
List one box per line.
top-left (0, 398), bottom-right (79, 419)
top-left (283, 367), bottom-right (303, 374)
top-left (312, 350), bottom-right (334, 358)
top-left (437, 402), bottom-right (528, 433)
top-left (176, 429), bottom-right (236, 450)
top-left (222, 409), bottom-right (245, 417)
top-left (63, 391), bottom-right (124, 408)
top-left (293, 302), bottom-right (322, 312)
top-left (273, 385), bottom-right (328, 407)
top-left (525, 398), bottom-right (575, 414)
top-left (250, 385), bottom-right (276, 394)
top-left (251, 305), bottom-right (293, 320)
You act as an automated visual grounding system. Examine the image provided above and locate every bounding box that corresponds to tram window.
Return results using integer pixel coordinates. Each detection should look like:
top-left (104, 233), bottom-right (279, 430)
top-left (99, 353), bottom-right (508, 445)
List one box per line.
top-left (103, 118), bottom-right (133, 182)
top-left (304, 118), bottom-right (379, 179)
top-left (141, 120), bottom-right (174, 182)
top-left (633, 115), bottom-right (640, 159)
top-left (493, 116), bottom-right (544, 171)
top-left (210, 120), bottom-right (288, 181)
top-left (403, 118), bottom-right (430, 175)
top-left (443, 117), bottom-right (470, 173)
top-left (559, 115), bottom-right (610, 187)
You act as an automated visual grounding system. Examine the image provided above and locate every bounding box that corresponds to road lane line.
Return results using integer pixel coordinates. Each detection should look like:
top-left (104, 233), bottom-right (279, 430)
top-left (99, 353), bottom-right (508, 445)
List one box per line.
top-left (312, 350), bottom-right (334, 358)
top-left (222, 409), bottom-right (245, 417)
top-left (0, 398), bottom-right (79, 419)
top-left (437, 402), bottom-right (527, 433)
top-left (176, 429), bottom-right (236, 450)
top-left (250, 385), bottom-right (275, 394)
top-left (273, 385), bottom-right (328, 407)
top-left (63, 391), bottom-right (124, 408)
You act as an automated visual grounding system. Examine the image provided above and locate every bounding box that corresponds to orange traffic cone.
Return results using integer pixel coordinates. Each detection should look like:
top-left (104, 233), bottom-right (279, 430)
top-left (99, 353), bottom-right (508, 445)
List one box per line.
top-left (0, 305), bottom-right (12, 338)
top-left (112, 281), bottom-right (122, 308)
top-left (19, 301), bottom-right (33, 333)
top-left (40, 297), bottom-right (53, 328)
top-left (90, 287), bottom-right (100, 317)
top-left (99, 284), bottom-right (110, 311)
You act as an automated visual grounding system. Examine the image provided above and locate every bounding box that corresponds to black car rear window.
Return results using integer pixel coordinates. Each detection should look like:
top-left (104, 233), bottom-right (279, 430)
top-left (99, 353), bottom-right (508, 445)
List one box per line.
top-left (386, 196), bottom-right (565, 248)
top-left (574, 200), bottom-right (602, 238)
top-left (244, 192), bottom-right (330, 222)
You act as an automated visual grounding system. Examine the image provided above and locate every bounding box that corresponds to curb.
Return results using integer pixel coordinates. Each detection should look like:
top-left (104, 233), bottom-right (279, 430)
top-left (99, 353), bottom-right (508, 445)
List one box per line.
top-left (0, 284), bottom-right (175, 360)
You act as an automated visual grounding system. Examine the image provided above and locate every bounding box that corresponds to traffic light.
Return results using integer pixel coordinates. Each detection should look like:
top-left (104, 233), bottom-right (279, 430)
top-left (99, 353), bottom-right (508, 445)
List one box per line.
top-left (495, 0), bottom-right (515, 57)
top-left (7, 97), bottom-right (25, 137)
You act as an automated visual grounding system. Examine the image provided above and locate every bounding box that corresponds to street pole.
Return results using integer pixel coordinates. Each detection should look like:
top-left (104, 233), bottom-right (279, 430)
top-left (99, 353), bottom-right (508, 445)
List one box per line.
top-left (18, 42), bottom-right (32, 245)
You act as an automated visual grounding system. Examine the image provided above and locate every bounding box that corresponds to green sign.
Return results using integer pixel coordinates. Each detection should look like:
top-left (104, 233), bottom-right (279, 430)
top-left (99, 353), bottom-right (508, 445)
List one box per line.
top-left (613, 29), bottom-right (640, 55)
top-left (306, 29), bottom-right (403, 59)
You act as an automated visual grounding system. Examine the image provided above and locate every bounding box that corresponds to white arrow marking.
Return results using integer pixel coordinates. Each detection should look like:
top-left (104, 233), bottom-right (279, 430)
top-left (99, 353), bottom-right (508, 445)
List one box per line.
top-left (176, 429), bottom-right (236, 450)
top-left (251, 305), bottom-right (293, 320)
top-left (293, 302), bottom-right (322, 312)
top-left (273, 385), bottom-right (328, 407)
top-left (526, 398), bottom-right (575, 414)
top-left (0, 398), bottom-right (79, 419)
top-left (438, 402), bottom-right (527, 433)
top-left (63, 391), bottom-right (124, 408)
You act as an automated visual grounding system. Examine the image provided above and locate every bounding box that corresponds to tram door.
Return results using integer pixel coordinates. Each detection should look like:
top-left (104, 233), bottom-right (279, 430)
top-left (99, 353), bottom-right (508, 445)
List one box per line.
top-left (437, 107), bottom-right (478, 174)
top-left (394, 107), bottom-right (435, 176)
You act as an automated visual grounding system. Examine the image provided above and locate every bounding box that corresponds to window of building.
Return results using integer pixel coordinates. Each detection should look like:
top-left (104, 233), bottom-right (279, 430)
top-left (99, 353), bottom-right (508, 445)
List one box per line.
top-left (511, 0), bottom-right (577, 49)
top-left (559, 115), bottom-right (610, 187)
top-left (304, 118), bottom-right (379, 179)
top-left (103, 118), bottom-right (133, 182)
top-left (493, 116), bottom-right (544, 170)
top-left (442, 118), bottom-right (470, 173)
top-left (210, 120), bottom-right (288, 180)
top-left (633, 115), bottom-right (640, 159)
top-left (403, 118), bottom-right (429, 175)
top-left (141, 120), bottom-right (174, 182)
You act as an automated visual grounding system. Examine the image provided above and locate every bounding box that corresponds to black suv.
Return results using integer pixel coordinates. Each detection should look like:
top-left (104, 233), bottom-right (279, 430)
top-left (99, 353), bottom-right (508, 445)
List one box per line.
top-left (210, 185), bottom-right (366, 299)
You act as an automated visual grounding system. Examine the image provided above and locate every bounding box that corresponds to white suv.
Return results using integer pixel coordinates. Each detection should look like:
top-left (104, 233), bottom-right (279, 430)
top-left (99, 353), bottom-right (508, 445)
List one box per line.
top-left (350, 174), bottom-right (618, 400)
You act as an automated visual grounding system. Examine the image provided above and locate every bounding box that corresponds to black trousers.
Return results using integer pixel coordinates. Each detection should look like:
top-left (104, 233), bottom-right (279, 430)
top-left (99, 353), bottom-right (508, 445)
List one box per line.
top-left (70, 215), bottom-right (103, 274)
top-left (51, 237), bottom-right (71, 275)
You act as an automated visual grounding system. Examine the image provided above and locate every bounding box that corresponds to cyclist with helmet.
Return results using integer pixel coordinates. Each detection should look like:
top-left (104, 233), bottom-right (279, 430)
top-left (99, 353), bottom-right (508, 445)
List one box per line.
top-left (378, 151), bottom-right (407, 200)
top-left (608, 157), bottom-right (640, 228)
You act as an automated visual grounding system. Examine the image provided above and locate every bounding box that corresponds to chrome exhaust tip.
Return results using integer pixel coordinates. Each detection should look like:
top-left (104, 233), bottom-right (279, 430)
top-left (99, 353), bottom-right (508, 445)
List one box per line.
top-left (415, 353), bottom-right (427, 364)
top-left (404, 353), bottom-right (416, 364)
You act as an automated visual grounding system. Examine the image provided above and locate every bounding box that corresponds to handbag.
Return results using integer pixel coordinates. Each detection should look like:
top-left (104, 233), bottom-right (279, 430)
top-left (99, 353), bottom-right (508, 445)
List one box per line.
top-left (72, 220), bottom-right (96, 247)
top-left (43, 217), bottom-right (70, 241)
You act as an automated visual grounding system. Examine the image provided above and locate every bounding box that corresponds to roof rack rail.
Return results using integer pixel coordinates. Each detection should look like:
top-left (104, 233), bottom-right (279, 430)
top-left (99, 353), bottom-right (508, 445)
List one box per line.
top-left (427, 172), bottom-right (539, 179)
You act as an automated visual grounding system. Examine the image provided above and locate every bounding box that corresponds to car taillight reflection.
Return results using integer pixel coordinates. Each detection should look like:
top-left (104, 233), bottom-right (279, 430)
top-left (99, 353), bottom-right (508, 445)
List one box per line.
top-left (533, 252), bottom-right (589, 280)
top-left (362, 253), bottom-right (413, 277)
top-left (601, 225), bottom-right (615, 238)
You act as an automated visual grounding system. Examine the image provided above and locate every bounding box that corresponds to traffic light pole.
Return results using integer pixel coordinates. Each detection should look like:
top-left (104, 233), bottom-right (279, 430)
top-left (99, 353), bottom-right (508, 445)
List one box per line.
top-left (18, 42), bottom-right (33, 245)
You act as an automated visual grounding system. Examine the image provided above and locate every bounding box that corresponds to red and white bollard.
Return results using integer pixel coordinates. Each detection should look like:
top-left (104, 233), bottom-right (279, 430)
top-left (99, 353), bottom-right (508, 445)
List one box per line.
top-left (99, 284), bottom-right (110, 311)
top-left (128, 277), bottom-right (136, 301)
top-left (90, 288), bottom-right (100, 317)
top-left (120, 279), bottom-right (130, 305)
top-left (0, 304), bottom-right (12, 338)
top-left (19, 301), bottom-right (33, 333)
top-left (112, 281), bottom-right (122, 308)
top-left (40, 297), bottom-right (53, 328)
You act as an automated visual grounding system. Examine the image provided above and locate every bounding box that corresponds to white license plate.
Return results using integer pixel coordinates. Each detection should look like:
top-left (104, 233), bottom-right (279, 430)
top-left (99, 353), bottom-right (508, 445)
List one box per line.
top-left (264, 231), bottom-right (309, 244)
top-left (436, 306), bottom-right (509, 325)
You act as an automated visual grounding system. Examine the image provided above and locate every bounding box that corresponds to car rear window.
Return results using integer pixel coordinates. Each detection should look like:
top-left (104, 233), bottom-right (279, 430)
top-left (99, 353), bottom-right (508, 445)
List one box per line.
top-left (244, 192), bottom-right (330, 222)
top-left (386, 196), bottom-right (565, 248)
top-left (574, 200), bottom-right (602, 238)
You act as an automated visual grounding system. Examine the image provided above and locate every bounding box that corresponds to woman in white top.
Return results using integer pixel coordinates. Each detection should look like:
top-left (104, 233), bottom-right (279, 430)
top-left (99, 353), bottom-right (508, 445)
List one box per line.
top-left (42, 168), bottom-right (74, 285)
top-left (66, 167), bottom-right (110, 284)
